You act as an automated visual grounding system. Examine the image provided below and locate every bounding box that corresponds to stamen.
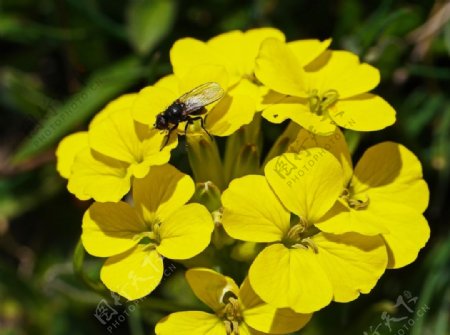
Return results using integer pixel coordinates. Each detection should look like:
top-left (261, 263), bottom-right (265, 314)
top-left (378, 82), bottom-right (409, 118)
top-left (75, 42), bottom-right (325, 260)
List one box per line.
top-left (212, 208), bottom-right (223, 227)
top-left (286, 223), bottom-right (305, 242)
top-left (232, 320), bottom-right (240, 335)
top-left (284, 219), bottom-right (320, 252)
top-left (321, 89), bottom-right (339, 109)
top-left (140, 218), bottom-right (162, 245)
top-left (341, 188), bottom-right (370, 210)
top-left (300, 237), bottom-right (319, 253)
top-left (225, 320), bottom-right (232, 335)
top-left (308, 90), bottom-right (321, 114)
top-left (150, 222), bottom-right (161, 243)
top-left (220, 294), bottom-right (241, 335)
top-left (308, 89), bottom-right (340, 116)
top-left (348, 196), bottom-right (370, 209)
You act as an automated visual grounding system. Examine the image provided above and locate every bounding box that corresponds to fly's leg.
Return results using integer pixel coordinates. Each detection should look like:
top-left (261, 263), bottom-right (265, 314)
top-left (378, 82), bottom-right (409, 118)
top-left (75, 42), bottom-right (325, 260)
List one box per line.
top-left (160, 124), bottom-right (178, 151)
top-left (189, 116), bottom-right (213, 140)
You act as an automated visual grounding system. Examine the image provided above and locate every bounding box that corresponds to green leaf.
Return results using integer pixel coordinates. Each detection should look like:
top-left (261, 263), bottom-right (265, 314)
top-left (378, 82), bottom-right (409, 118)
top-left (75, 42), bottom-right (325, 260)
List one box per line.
top-left (12, 57), bottom-right (145, 163)
top-left (0, 68), bottom-right (57, 119)
top-left (127, 0), bottom-right (176, 56)
top-left (444, 20), bottom-right (450, 56)
top-left (66, 0), bottom-right (127, 40)
top-left (0, 166), bottom-right (62, 220)
top-left (410, 237), bottom-right (450, 335)
top-left (0, 14), bottom-right (84, 44)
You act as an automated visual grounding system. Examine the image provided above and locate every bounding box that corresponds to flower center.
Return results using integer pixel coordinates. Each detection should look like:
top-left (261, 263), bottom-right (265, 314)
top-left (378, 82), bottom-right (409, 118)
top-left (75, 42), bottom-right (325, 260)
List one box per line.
top-left (283, 216), bottom-right (320, 252)
top-left (341, 188), bottom-right (370, 210)
top-left (139, 219), bottom-right (161, 245)
top-left (308, 89), bottom-right (339, 116)
top-left (219, 292), bottom-right (242, 335)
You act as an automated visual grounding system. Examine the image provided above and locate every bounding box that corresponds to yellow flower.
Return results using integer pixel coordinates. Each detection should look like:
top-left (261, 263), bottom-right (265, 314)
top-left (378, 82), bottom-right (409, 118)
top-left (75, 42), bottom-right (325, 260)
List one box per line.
top-left (222, 148), bottom-right (387, 313)
top-left (170, 28), bottom-right (285, 84)
top-left (55, 94), bottom-right (135, 179)
top-left (155, 268), bottom-right (311, 335)
top-left (132, 64), bottom-right (257, 139)
top-left (290, 128), bottom-right (430, 269)
top-left (56, 131), bottom-right (89, 179)
top-left (81, 165), bottom-right (214, 300)
top-left (132, 28), bottom-right (290, 140)
top-left (170, 28), bottom-right (331, 111)
top-left (56, 94), bottom-right (176, 202)
top-left (255, 39), bottom-right (396, 135)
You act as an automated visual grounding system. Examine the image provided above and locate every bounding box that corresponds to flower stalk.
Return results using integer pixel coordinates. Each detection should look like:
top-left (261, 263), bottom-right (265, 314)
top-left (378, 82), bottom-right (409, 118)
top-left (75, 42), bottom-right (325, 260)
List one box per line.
top-left (186, 122), bottom-right (226, 190)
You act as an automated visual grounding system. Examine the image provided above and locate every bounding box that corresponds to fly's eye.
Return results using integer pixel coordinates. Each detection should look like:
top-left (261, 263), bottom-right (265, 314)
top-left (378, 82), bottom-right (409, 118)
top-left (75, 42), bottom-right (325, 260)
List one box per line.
top-left (155, 115), bottom-right (167, 129)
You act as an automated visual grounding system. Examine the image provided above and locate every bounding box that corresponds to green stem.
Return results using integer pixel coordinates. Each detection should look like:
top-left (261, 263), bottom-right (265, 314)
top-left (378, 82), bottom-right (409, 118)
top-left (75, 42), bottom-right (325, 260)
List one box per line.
top-left (344, 129), bottom-right (361, 155)
top-left (72, 239), bottom-right (108, 296)
top-left (128, 304), bottom-right (145, 335)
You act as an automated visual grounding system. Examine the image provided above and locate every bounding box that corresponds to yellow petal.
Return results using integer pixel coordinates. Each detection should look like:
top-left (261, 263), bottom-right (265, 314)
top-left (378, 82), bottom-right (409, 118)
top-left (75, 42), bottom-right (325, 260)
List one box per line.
top-left (288, 38), bottom-right (331, 66)
top-left (315, 200), bottom-right (390, 236)
top-left (82, 202), bottom-right (145, 257)
top-left (262, 97), bottom-right (336, 135)
top-left (178, 64), bottom-right (229, 96)
top-left (329, 94), bottom-right (396, 131)
top-left (170, 38), bottom-right (222, 78)
top-left (249, 243), bottom-right (333, 313)
top-left (222, 175), bottom-right (290, 243)
top-left (132, 85), bottom-right (178, 126)
top-left (156, 311), bottom-right (225, 335)
top-left (157, 203), bottom-right (214, 259)
top-left (155, 74), bottom-right (181, 92)
top-left (241, 28), bottom-right (285, 76)
top-left (314, 232), bottom-right (387, 302)
top-left (240, 323), bottom-right (266, 335)
top-left (288, 128), bottom-right (353, 185)
top-left (67, 148), bottom-right (130, 202)
top-left (306, 50), bottom-right (380, 99)
top-left (186, 268), bottom-right (239, 312)
top-left (261, 96), bottom-right (304, 122)
top-left (89, 94), bottom-right (138, 129)
top-left (135, 128), bottom-right (177, 177)
top-left (132, 164), bottom-right (195, 222)
top-left (259, 88), bottom-right (285, 111)
top-left (207, 30), bottom-right (246, 80)
top-left (206, 79), bottom-right (257, 136)
top-left (264, 150), bottom-right (344, 222)
top-left (101, 246), bottom-right (163, 300)
top-left (352, 142), bottom-right (429, 213)
top-left (89, 108), bottom-right (141, 164)
top-left (56, 132), bottom-right (88, 179)
top-left (379, 206), bottom-right (430, 269)
top-left (240, 277), bottom-right (312, 334)
top-left (90, 107), bottom-right (175, 177)
top-left (255, 38), bottom-right (307, 97)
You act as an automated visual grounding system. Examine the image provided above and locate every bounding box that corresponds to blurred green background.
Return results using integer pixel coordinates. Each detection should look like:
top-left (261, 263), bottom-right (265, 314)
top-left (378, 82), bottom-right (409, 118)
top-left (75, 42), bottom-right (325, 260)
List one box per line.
top-left (0, 0), bottom-right (449, 334)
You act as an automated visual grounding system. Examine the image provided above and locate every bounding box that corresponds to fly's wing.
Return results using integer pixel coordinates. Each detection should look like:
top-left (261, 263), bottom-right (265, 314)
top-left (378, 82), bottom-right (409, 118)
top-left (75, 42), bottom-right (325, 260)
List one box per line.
top-left (178, 82), bottom-right (224, 114)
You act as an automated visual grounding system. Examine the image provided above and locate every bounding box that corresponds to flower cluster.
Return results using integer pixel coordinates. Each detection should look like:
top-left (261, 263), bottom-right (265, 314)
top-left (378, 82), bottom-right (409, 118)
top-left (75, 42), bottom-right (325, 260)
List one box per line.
top-left (57, 28), bottom-right (430, 334)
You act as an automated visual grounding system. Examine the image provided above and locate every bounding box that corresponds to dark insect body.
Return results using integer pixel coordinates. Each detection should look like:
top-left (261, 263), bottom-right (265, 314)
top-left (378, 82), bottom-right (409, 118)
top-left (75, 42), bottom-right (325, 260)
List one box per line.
top-left (155, 82), bottom-right (224, 149)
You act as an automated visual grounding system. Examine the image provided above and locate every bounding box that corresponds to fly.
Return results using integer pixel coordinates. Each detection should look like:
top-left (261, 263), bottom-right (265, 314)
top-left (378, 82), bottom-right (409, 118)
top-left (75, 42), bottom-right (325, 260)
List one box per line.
top-left (154, 82), bottom-right (224, 149)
